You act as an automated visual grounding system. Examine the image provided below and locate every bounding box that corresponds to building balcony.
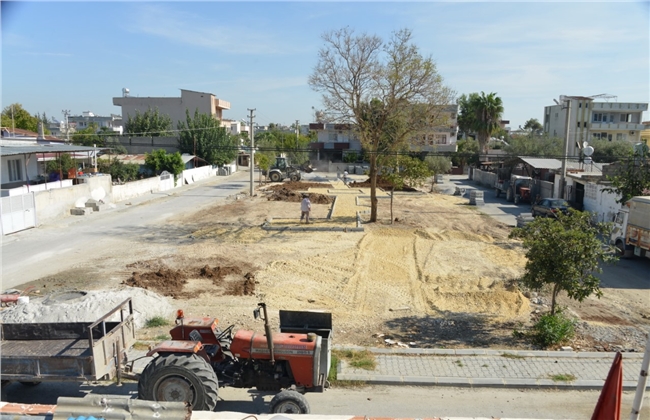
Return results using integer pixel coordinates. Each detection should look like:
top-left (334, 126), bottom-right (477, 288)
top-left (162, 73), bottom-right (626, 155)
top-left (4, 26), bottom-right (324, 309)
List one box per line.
top-left (591, 102), bottom-right (648, 112)
top-left (590, 122), bottom-right (645, 131)
top-left (214, 99), bottom-right (231, 110)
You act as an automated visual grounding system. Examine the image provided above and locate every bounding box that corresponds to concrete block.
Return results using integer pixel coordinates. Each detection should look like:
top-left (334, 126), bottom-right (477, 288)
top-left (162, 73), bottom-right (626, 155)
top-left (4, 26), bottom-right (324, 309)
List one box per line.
top-left (70, 207), bottom-right (92, 216)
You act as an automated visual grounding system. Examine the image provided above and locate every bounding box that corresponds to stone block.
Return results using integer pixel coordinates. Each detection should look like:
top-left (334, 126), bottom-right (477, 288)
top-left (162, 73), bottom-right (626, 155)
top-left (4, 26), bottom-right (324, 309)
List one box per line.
top-left (71, 207), bottom-right (93, 216)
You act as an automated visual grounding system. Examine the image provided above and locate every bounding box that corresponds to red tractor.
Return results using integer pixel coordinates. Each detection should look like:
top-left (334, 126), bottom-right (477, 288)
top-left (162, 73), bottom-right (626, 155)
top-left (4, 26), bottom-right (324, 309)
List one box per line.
top-left (137, 303), bottom-right (332, 414)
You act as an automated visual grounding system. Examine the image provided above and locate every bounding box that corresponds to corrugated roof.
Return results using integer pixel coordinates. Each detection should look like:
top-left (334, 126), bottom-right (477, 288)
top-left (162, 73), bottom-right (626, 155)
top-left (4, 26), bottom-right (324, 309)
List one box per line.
top-left (0, 144), bottom-right (105, 156)
top-left (519, 157), bottom-right (562, 169)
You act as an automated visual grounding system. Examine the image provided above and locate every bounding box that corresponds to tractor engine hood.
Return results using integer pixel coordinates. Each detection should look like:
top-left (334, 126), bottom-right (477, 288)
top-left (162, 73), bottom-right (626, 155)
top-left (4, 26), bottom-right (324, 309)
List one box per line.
top-left (230, 330), bottom-right (318, 360)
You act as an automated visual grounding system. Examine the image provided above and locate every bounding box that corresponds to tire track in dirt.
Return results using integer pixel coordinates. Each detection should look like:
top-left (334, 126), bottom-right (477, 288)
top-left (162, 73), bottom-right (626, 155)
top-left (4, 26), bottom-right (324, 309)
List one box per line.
top-left (342, 228), bottom-right (427, 315)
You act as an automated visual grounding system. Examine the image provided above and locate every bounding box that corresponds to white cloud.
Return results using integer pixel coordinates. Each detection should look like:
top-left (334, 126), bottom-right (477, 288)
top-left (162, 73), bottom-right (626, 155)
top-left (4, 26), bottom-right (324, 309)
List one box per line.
top-left (126, 4), bottom-right (288, 55)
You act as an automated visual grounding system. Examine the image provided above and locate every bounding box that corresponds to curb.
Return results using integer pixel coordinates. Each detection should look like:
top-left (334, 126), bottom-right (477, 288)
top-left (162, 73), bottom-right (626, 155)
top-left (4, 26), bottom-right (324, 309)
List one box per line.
top-left (333, 345), bottom-right (647, 359)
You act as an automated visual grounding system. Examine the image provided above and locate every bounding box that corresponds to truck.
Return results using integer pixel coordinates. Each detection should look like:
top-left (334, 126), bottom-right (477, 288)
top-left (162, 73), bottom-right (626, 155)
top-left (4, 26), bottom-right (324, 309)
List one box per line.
top-left (610, 195), bottom-right (650, 259)
top-left (1, 298), bottom-right (136, 387)
top-left (495, 173), bottom-right (533, 205)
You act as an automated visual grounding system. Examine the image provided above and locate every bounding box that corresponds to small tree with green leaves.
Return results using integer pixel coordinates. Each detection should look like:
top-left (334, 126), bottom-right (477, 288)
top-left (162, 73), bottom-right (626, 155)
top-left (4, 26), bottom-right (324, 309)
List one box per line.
top-left (378, 154), bottom-right (430, 223)
top-left (45, 153), bottom-right (76, 177)
top-left (425, 154), bottom-right (452, 191)
top-left (98, 157), bottom-right (140, 182)
top-left (509, 210), bottom-right (617, 315)
top-left (604, 145), bottom-right (650, 204)
top-left (144, 149), bottom-right (185, 178)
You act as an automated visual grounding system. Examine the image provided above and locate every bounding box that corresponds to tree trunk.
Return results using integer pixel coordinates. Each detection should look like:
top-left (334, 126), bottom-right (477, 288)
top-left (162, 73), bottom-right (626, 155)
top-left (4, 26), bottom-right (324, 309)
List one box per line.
top-left (390, 187), bottom-right (394, 224)
top-left (369, 154), bottom-right (378, 222)
top-left (430, 173), bottom-right (436, 193)
top-left (551, 283), bottom-right (560, 315)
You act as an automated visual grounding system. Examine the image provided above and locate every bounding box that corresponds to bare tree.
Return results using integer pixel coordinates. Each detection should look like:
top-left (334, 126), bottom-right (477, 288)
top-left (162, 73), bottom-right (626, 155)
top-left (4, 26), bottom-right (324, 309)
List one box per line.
top-left (309, 27), bottom-right (454, 222)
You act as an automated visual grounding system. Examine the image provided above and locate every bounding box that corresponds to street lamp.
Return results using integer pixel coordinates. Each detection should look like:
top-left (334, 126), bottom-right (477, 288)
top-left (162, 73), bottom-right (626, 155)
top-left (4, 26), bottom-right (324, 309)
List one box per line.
top-left (553, 98), bottom-right (571, 200)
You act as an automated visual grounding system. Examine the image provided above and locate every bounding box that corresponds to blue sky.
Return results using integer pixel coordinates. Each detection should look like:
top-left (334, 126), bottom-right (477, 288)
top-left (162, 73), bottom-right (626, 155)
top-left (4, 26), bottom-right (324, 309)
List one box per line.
top-left (2, 1), bottom-right (648, 129)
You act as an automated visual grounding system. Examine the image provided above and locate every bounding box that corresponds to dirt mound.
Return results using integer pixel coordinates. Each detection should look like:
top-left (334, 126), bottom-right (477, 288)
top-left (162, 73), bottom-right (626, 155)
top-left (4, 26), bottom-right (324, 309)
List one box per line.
top-left (124, 264), bottom-right (253, 299)
top-left (265, 181), bottom-right (332, 191)
top-left (349, 176), bottom-right (418, 192)
top-left (267, 188), bottom-right (333, 204)
top-left (124, 268), bottom-right (188, 298)
top-left (226, 272), bottom-right (256, 296)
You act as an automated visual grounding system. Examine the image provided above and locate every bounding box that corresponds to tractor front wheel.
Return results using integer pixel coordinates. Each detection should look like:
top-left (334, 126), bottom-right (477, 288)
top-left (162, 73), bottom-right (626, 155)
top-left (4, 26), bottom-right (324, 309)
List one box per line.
top-left (269, 390), bottom-right (310, 414)
top-left (290, 173), bottom-right (300, 182)
top-left (269, 172), bottom-right (282, 182)
top-left (138, 353), bottom-right (219, 411)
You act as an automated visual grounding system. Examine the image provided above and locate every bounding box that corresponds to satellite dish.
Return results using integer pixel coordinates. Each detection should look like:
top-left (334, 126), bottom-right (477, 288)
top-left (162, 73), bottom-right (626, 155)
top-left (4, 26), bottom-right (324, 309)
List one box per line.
top-left (584, 145), bottom-right (594, 156)
top-left (583, 141), bottom-right (589, 149)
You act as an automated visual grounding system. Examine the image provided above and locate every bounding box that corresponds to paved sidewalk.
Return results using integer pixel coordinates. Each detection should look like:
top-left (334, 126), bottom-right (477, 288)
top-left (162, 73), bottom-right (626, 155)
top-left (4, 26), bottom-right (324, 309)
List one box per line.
top-left (336, 346), bottom-right (649, 390)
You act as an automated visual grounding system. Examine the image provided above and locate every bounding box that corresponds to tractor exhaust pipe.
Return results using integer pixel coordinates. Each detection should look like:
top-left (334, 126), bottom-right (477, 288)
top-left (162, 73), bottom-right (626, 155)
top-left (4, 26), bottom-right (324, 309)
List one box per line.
top-left (255, 302), bottom-right (275, 364)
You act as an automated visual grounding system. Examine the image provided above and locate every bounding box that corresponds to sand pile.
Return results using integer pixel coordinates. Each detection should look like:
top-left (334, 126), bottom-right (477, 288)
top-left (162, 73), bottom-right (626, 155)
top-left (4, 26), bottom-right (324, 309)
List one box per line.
top-left (0, 287), bottom-right (174, 330)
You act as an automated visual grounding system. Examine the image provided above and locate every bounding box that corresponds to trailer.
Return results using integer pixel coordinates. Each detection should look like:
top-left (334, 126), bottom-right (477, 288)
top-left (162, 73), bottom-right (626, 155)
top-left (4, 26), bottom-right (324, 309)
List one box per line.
top-left (0, 298), bottom-right (136, 385)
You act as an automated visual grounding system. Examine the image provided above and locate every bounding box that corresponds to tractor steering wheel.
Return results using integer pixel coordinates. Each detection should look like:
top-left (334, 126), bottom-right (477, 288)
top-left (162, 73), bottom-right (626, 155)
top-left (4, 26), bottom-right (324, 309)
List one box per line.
top-left (217, 324), bottom-right (235, 341)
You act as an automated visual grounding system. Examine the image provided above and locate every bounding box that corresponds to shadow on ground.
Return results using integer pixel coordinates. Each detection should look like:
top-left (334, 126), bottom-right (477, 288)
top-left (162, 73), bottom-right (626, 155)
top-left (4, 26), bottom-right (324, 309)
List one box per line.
top-left (383, 312), bottom-right (531, 349)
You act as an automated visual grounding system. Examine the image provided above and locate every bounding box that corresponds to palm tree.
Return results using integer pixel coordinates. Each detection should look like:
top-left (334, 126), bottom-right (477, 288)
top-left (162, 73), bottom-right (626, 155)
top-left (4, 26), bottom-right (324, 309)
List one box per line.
top-left (472, 92), bottom-right (504, 155)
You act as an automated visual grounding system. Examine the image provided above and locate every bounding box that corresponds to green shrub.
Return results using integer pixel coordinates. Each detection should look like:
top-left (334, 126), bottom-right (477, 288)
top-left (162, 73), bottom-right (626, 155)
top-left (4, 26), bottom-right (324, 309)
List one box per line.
top-left (531, 311), bottom-right (576, 347)
top-left (145, 316), bottom-right (170, 328)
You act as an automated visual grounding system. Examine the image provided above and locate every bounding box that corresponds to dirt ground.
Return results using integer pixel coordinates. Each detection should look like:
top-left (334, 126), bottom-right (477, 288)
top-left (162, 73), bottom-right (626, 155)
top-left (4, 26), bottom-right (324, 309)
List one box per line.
top-left (18, 180), bottom-right (650, 351)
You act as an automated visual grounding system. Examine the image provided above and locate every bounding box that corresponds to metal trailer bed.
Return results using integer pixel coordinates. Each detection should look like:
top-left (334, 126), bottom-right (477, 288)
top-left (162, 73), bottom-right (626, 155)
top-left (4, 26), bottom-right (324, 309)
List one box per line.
top-left (0, 298), bottom-right (136, 383)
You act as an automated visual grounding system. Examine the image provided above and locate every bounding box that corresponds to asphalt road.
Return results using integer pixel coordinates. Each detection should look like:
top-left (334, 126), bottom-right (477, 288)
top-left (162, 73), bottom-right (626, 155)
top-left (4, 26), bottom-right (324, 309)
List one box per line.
top-left (4, 380), bottom-right (647, 419)
top-left (1, 172), bottom-right (253, 290)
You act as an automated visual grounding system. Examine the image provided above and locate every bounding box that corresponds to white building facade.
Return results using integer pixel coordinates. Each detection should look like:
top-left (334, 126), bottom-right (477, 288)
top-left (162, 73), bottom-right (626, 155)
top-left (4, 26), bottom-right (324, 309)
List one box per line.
top-left (544, 95), bottom-right (648, 157)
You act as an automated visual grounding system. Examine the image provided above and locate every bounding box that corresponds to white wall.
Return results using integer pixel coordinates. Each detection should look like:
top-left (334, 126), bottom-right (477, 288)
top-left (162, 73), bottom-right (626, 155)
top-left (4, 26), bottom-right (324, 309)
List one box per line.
top-left (1, 155), bottom-right (40, 186)
top-left (34, 175), bottom-right (111, 223)
top-left (581, 182), bottom-right (621, 223)
top-left (111, 176), bottom-right (162, 203)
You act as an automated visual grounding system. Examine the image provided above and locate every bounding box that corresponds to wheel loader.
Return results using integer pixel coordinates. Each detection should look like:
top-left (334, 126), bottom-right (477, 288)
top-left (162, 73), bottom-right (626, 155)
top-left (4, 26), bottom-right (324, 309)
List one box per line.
top-left (262, 156), bottom-right (313, 182)
top-left (138, 302), bottom-right (332, 414)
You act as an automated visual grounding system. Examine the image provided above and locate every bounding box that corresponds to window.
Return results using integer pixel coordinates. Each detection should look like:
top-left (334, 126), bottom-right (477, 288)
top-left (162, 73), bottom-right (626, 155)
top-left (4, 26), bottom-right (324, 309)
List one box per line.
top-left (328, 132), bottom-right (338, 142)
top-left (576, 121), bottom-right (581, 128)
top-left (583, 122), bottom-right (588, 128)
top-left (616, 133), bottom-right (627, 141)
top-left (8, 159), bottom-right (22, 182)
top-left (620, 114), bottom-right (631, 123)
top-left (593, 113), bottom-right (603, 122)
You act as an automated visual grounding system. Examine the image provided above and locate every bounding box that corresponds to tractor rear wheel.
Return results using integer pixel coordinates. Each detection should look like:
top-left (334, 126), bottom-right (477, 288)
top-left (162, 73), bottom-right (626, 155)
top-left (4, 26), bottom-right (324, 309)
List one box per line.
top-left (138, 353), bottom-right (218, 411)
top-left (269, 390), bottom-right (310, 414)
top-left (269, 171), bottom-right (282, 182)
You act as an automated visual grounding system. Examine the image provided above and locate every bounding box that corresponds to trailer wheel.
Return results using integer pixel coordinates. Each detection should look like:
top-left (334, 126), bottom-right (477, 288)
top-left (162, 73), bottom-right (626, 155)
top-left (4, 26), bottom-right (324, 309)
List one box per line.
top-left (269, 390), bottom-right (310, 414)
top-left (19, 381), bottom-right (41, 387)
top-left (269, 171), bottom-right (282, 182)
top-left (138, 353), bottom-right (218, 411)
top-left (506, 187), bottom-right (514, 202)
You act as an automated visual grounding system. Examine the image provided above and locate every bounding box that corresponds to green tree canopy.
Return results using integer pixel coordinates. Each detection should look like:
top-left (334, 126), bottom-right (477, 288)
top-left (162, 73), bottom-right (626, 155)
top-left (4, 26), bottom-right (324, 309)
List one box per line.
top-left (124, 107), bottom-right (173, 136)
top-left (523, 118), bottom-right (543, 132)
top-left (379, 155), bottom-right (431, 190)
top-left (451, 137), bottom-right (479, 167)
top-left (177, 109), bottom-right (238, 166)
top-left (587, 139), bottom-right (634, 163)
top-left (45, 153), bottom-right (76, 175)
top-left (309, 27), bottom-right (454, 222)
top-left (604, 145), bottom-right (650, 203)
top-left (425, 154), bottom-right (452, 191)
top-left (71, 122), bottom-right (102, 147)
top-left (144, 149), bottom-right (185, 177)
top-left (1, 103), bottom-right (41, 133)
top-left (509, 210), bottom-right (616, 315)
top-left (98, 157), bottom-right (141, 182)
top-left (503, 134), bottom-right (563, 162)
top-left (254, 129), bottom-right (312, 166)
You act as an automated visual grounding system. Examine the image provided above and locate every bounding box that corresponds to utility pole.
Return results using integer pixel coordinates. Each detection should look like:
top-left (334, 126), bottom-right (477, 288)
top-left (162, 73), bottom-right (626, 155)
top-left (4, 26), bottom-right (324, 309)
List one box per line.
top-left (560, 99), bottom-right (571, 200)
top-left (248, 108), bottom-right (256, 197)
top-left (295, 119), bottom-right (299, 149)
top-left (62, 109), bottom-right (71, 143)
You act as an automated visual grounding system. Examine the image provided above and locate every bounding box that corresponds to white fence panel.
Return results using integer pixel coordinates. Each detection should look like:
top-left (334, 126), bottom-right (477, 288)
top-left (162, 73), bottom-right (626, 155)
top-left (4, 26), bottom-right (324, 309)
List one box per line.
top-left (1, 193), bottom-right (36, 235)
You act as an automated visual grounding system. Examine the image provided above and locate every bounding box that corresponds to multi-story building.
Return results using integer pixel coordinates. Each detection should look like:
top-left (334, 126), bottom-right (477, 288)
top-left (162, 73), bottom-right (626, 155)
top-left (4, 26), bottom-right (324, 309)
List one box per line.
top-left (544, 95), bottom-right (648, 157)
top-left (407, 104), bottom-right (459, 153)
top-left (69, 111), bottom-right (123, 134)
top-left (113, 88), bottom-right (231, 132)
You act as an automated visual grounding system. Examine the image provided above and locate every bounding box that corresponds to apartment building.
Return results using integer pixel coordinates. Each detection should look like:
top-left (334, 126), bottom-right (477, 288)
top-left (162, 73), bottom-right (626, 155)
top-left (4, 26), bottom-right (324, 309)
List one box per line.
top-left (544, 95), bottom-right (648, 156)
top-left (69, 111), bottom-right (123, 134)
top-left (113, 89), bottom-right (231, 132)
